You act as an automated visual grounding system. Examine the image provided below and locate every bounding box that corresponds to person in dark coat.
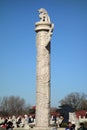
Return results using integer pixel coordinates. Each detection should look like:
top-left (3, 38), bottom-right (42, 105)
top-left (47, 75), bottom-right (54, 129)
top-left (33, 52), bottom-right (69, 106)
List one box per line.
top-left (65, 122), bottom-right (73, 130)
top-left (78, 123), bottom-right (87, 130)
top-left (6, 121), bottom-right (13, 130)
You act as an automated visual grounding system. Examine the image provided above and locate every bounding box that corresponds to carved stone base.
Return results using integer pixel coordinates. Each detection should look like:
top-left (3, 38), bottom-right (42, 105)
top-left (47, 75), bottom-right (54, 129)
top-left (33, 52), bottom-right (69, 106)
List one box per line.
top-left (33, 126), bottom-right (57, 130)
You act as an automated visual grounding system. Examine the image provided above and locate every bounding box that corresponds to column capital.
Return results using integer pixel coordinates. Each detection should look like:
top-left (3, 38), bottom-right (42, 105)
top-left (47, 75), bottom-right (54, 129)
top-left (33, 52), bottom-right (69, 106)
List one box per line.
top-left (35, 22), bottom-right (52, 32)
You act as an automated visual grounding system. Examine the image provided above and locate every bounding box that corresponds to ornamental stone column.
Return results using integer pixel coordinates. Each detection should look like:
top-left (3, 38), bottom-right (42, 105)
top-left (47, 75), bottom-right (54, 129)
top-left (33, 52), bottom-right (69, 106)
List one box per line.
top-left (35, 8), bottom-right (54, 130)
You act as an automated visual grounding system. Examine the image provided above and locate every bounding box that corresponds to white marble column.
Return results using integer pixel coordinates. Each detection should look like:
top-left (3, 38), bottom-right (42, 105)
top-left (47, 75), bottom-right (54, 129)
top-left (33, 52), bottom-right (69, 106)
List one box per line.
top-left (35, 8), bottom-right (54, 130)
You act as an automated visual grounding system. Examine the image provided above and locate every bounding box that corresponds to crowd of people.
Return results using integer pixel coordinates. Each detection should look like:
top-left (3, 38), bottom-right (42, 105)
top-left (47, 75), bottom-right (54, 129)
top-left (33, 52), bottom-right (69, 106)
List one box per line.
top-left (65, 122), bottom-right (87, 130)
top-left (0, 115), bottom-right (87, 130)
top-left (0, 114), bottom-right (64, 129)
top-left (0, 115), bottom-right (35, 129)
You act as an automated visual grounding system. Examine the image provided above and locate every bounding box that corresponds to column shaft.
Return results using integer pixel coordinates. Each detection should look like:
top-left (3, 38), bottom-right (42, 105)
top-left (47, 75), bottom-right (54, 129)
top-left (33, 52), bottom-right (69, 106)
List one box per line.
top-left (36, 31), bottom-right (50, 128)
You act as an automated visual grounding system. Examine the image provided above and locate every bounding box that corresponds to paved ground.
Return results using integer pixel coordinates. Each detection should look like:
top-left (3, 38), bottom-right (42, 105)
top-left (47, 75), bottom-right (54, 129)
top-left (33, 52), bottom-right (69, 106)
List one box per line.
top-left (0, 127), bottom-right (65, 130)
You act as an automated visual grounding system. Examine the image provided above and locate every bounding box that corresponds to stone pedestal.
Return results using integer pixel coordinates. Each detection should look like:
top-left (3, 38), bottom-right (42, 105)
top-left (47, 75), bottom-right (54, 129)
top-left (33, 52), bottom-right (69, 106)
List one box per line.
top-left (35, 8), bottom-right (54, 130)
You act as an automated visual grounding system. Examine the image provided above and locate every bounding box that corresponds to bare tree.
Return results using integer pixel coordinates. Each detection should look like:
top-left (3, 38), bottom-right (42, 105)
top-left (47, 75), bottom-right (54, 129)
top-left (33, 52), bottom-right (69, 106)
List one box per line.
top-left (59, 92), bottom-right (87, 110)
top-left (0, 97), bottom-right (9, 116)
top-left (0, 96), bottom-right (31, 116)
top-left (8, 96), bottom-right (26, 115)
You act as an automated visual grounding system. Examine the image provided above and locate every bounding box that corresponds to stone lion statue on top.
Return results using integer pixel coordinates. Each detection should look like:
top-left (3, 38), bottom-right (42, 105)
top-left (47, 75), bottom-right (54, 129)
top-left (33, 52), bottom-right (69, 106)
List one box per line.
top-left (38, 8), bottom-right (51, 23)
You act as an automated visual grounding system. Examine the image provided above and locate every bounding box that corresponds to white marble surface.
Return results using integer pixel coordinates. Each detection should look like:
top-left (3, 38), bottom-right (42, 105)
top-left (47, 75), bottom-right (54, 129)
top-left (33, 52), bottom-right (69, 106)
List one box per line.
top-left (35, 8), bottom-right (54, 129)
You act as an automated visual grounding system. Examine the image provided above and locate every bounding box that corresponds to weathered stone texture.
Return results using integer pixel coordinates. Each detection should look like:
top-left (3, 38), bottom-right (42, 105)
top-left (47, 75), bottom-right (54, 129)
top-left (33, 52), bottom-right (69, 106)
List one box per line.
top-left (35, 8), bottom-right (54, 130)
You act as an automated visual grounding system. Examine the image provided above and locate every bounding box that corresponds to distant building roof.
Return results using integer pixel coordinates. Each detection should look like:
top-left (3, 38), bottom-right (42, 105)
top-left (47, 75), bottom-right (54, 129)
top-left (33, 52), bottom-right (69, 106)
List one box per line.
top-left (75, 110), bottom-right (87, 118)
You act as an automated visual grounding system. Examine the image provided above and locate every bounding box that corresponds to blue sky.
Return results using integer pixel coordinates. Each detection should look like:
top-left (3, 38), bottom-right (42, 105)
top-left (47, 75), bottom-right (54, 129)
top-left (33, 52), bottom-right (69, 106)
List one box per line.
top-left (0, 0), bottom-right (87, 107)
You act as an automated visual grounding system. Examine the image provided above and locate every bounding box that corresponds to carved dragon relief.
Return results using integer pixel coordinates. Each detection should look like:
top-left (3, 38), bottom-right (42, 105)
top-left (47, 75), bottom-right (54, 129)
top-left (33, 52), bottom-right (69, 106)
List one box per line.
top-left (38, 8), bottom-right (54, 48)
